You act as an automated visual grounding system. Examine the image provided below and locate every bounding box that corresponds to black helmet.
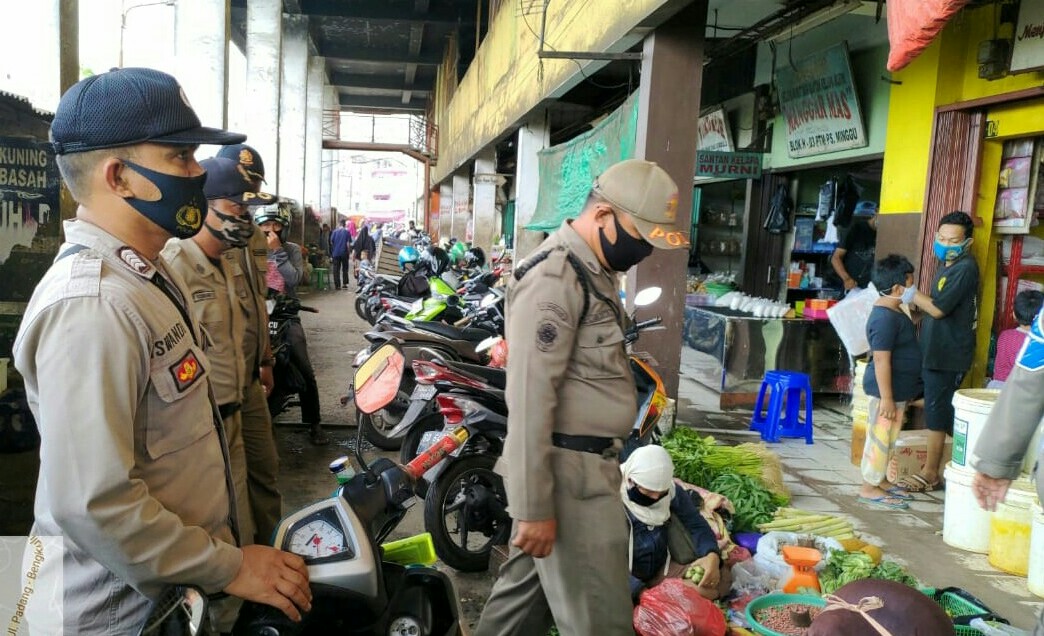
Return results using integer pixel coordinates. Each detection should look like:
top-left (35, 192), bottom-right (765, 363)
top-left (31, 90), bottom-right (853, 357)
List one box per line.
top-left (420, 246), bottom-right (450, 275)
top-left (463, 246), bottom-right (486, 268)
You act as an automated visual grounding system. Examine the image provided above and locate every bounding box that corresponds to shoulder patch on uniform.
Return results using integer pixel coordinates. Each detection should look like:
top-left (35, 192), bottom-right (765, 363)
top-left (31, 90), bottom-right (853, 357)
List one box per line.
top-left (117, 247), bottom-right (155, 278)
top-left (169, 349), bottom-right (204, 392)
top-left (937, 276), bottom-right (946, 292)
top-left (538, 301), bottom-right (569, 323)
top-left (536, 321), bottom-right (558, 352)
top-left (192, 289), bottom-right (217, 302)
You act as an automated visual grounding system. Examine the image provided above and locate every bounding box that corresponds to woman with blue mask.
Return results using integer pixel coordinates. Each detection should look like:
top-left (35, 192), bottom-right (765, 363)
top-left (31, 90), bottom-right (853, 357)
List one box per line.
top-left (899, 210), bottom-right (979, 493)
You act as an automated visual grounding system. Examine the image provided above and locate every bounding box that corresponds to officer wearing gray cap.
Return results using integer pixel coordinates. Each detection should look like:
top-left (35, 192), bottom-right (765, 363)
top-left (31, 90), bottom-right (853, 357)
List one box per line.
top-left (13, 68), bottom-right (311, 634)
top-left (474, 159), bottom-right (689, 636)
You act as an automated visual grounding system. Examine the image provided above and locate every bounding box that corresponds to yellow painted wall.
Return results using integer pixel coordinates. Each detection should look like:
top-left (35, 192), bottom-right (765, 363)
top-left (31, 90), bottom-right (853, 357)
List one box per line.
top-left (879, 3), bottom-right (1044, 386)
top-left (430, 0), bottom-right (672, 184)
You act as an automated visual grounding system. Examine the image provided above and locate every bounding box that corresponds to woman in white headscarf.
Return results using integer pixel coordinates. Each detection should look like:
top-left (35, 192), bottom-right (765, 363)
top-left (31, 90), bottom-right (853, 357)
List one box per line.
top-left (622, 445), bottom-right (728, 602)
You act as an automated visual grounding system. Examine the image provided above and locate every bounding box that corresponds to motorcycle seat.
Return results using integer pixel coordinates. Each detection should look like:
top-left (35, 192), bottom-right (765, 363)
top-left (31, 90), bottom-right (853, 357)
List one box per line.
top-left (411, 321), bottom-right (490, 342)
top-left (441, 359), bottom-right (506, 390)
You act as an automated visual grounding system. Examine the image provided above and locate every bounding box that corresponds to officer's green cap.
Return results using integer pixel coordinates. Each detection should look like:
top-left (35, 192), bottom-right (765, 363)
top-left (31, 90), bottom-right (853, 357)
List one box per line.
top-left (592, 159), bottom-right (689, 249)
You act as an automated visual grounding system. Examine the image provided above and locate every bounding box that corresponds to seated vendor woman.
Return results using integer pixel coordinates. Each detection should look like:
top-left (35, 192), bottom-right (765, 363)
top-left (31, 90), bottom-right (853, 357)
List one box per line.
top-left (622, 445), bottom-right (731, 602)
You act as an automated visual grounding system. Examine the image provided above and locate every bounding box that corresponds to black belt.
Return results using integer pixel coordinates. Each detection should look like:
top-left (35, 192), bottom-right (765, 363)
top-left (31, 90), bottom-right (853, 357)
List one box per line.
top-left (551, 433), bottom-right (619, 456)
top-left (218, 402), bottom-right (242, 419)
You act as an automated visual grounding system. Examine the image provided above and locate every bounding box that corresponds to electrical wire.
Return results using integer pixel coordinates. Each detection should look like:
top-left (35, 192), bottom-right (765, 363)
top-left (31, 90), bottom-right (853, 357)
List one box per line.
top-left (518, 0), bottom-right (635, 91)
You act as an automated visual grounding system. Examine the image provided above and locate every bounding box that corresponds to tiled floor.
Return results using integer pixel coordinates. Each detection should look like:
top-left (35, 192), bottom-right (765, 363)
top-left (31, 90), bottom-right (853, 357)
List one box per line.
top-left (675, 374), bottom-right (1043, 630)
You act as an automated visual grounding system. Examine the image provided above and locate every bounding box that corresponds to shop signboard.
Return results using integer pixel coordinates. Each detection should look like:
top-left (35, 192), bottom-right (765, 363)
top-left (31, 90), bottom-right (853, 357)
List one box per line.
top-left (0, 136), bottom-right (60, 305)
top-left (1011, 0), bottom-right (1044, 74)
top-left (775, 43), bottom-right (868, 158)
top-left (695, 151), bottom-right (762, 179)
top-left (697, 108), bottom-right (734, 152)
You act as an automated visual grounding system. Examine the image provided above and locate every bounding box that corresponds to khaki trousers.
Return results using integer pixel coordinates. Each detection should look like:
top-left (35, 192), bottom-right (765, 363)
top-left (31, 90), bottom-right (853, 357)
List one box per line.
top-left (241, 379), bottom-right (282, 544)
top-left (222, 410), bottom-right (255, 547)
top-left (474, 450), bottom-right (634, 636)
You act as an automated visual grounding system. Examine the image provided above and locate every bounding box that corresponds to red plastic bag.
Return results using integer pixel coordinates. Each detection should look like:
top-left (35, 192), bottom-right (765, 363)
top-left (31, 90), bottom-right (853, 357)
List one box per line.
top-left (886, 0), bottom-right (970, 72)
top-left (633, 578), bottom-right (727, 636)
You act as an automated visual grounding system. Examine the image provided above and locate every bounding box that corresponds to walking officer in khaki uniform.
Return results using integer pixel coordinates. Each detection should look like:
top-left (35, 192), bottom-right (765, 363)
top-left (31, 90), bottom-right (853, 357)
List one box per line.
top-left (474, 159), bottom-right (689, 636)
top-left (14, 67), bottom-right (311, 634)
top-left (162, 156), bottom-right (277, 548)
top-left (216, 143), bottom-right (285, 544)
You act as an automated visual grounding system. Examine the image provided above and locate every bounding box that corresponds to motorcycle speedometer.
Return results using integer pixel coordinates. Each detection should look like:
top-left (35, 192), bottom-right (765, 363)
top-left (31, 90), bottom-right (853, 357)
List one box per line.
top-left (287, 518), bottom-right (349, 561)
top-left (388, 615), bottom-right (424, 636)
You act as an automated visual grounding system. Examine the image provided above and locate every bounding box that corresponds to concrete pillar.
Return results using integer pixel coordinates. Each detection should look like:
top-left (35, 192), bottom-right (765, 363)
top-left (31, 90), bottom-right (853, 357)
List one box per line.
top-left (514, 112), bottom-right (550, 259)
top-left (472, 149), bottom-right (497, 252)
top-left (246, 0), bottom-right (281, 191)
top-left (175, 0), bottom-right (229, 129)
top-left (451, 171), bottom-right (471, 243)
top-left (321, 86), bottom-right (338, 223)
top-left (627, 1), bottom-right (706, 398)
top-left (8, 0), bottom-right (69, 109)
top-left (439, 182), bottom-right (453, 243)
top-left (305, 56), bottom-right (325, 216)
top-left (278, 14), bottom-right (309, 217)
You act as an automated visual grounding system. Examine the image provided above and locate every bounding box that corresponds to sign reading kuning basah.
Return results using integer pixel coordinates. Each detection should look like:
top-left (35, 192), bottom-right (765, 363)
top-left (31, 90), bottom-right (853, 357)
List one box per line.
top-left (775, 42), bottom-right (868, 158)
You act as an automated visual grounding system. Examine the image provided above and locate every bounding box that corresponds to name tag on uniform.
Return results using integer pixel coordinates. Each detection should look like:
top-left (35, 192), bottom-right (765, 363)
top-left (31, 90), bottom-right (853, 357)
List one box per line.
top-left (192, 290), bottom-right (217, 302)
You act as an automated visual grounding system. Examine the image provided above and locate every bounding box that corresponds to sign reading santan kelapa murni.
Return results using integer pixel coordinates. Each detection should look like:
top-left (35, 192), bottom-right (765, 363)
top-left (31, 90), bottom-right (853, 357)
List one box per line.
top-left (695, 151), bottom-right (762, 179)
top-left (775, 43), bottom-right (867, 158)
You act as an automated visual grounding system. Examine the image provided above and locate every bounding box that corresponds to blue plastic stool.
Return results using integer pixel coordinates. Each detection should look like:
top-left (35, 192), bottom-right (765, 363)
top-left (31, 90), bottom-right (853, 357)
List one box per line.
top-left (750, 370), bottom-right (814, 444)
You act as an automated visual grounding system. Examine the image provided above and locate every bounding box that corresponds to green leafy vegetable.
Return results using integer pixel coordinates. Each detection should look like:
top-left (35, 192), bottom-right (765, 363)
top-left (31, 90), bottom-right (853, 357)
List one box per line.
top-left (708, 473), bottom-right (779, 532)
top-left (819, 551), bottom-right (919, 594)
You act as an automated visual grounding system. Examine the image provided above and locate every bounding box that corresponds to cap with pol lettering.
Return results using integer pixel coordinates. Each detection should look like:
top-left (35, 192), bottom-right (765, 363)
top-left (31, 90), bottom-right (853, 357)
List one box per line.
top-left (591, 159), bottom-right (689, 249)
top-left (200, 157), bottom-right (275, 205)
top-left (49, 67), bottom-right (246, 155)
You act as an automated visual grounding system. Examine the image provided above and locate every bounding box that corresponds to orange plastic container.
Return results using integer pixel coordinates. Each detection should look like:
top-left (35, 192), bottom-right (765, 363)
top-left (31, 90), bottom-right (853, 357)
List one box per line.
top-left (781, 545), bottom-right (822, 594)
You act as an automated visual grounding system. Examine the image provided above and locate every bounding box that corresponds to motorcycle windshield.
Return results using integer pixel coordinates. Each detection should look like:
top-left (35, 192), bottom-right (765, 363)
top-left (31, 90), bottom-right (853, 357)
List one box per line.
top-left (428, 276), bottom-right (456, 297)
top-left (354, 344), bottom-right (406, 414)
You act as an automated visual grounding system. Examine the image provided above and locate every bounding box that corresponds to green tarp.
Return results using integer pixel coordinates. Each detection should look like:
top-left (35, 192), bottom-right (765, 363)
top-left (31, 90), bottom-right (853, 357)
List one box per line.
top-left (526, 93), bottom-right (639, 232)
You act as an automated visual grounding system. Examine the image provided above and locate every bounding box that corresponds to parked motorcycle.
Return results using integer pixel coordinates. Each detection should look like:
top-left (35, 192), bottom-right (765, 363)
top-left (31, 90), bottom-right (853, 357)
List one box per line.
top-left (404, 287), bottom-right (670, 572)
top-left (266, 295), bottom-right (318, 421)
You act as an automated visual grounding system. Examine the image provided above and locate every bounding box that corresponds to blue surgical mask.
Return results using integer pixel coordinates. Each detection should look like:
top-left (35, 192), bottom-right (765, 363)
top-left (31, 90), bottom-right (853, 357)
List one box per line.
top-left (122, 159), bottom-right (207, 239)
top-left (933, 238), bottom-right (969, 263)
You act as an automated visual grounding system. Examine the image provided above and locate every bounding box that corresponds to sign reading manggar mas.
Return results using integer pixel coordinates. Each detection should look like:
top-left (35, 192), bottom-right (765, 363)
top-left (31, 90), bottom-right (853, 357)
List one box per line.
top-left (775, 43), bottom-right (868, 158)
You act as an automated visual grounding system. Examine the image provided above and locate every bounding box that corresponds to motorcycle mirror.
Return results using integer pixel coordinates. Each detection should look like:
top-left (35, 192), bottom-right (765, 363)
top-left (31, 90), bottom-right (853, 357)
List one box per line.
top-left (137, 585), bottom-right (207, 636)
top-left (633, 287), bottom-right (662, 307)
top-left (265, 299), bottom-right (276, 315)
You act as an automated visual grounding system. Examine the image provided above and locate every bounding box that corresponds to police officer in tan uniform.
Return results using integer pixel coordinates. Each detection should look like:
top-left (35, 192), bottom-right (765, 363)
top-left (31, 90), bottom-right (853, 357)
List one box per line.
top-left (216, 143), bottom-right (284, 544)
top-left (14, 68), bottom-right (310, 634)
top-left (162, 156), bottom-right (277, 549)
top-left (474, 159), bottom-right (688, 636)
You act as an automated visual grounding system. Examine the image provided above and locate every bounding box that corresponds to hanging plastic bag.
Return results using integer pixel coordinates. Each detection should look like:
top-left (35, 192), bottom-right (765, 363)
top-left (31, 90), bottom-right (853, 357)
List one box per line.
top-left (826, 283), bottom-right (879, 357)
top-left (832, 175), bottom-right (863, 229)
top-left (816, 178), bottom-right (836, 221)
top-left (763, 184), bottom-right (792, 234)
top-left (633, 578), bottom-right (728, 636)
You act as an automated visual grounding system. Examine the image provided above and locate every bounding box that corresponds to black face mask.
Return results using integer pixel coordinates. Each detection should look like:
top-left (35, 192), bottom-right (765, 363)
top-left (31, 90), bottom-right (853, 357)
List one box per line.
top-left (626, 485), bottom-right (662, 507)
top-left (122, 159), bottom-right (207, 239)
top-left (599, 212), bottom-right (654, 272)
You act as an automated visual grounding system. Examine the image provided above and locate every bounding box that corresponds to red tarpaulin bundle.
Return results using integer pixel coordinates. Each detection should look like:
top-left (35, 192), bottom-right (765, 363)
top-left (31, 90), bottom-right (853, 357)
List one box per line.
top-left (887, 0), bottom-right (971, 72)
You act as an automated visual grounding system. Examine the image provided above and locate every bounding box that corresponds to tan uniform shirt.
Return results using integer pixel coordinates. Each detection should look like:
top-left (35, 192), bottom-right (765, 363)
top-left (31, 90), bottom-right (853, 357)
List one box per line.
top-left (498, 221), bottom-right (637, 521)
top-left (235, 227), bottom-right (271, 374)
top-left (162, 239), bottom-right (246, 405)
top-left (14, 220), bottom-right (241, 635)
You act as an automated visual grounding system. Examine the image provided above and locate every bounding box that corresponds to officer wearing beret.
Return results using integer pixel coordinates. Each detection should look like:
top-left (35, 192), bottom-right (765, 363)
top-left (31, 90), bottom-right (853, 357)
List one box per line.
top-left (215, 143), bottom-right (285, 544)
top-left (14, 68), bottom-right (310, 634)
top-left (474, 159), bottom-right (688, 636)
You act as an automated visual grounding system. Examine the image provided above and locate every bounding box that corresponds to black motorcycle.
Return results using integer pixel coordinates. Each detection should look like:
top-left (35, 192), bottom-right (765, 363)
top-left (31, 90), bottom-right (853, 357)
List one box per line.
top-left (266, 295), bottom-right (318, 421)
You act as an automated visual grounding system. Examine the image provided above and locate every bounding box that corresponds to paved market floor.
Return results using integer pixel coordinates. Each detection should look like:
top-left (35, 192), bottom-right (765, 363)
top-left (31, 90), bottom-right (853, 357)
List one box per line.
top-left (676, 358), bottom-right (1043, 631)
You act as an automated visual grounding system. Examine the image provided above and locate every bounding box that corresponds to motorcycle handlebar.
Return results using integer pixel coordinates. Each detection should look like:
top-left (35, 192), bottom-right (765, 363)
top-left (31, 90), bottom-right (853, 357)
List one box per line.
top-left (635, 317), bottom-right (662, 330)
top-left (300, 306), bottom-right (319, 313)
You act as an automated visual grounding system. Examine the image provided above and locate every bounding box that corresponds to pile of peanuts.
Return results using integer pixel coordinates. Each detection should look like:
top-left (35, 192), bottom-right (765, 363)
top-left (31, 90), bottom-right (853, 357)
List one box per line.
top-left (753, 603), bottom-right (822, 635)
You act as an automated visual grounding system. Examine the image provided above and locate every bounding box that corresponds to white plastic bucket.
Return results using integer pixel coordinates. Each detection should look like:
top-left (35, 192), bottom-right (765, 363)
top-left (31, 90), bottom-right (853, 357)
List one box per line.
top-left (1028, 500), bottom-right (1044, 597)
top-left (952, 389), bottom-right (1000, 467)
top-left (943, 462), bottom-right (992, 553)
top-left (988, 478), bottom-right (1037, 576)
